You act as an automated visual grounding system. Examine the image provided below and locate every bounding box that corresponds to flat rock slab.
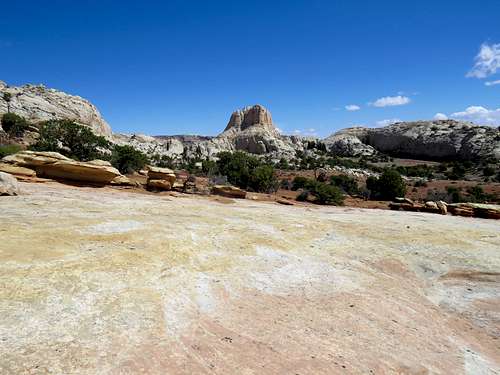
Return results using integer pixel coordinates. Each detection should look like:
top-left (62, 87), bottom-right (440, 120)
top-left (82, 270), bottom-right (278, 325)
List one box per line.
top-left (0, 182), bottom-right (499, 374)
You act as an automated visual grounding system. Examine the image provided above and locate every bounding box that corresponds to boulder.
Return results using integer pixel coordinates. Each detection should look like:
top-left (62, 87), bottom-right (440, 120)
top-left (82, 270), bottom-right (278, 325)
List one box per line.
top-left (425, 201), bottom-right (438, 209)
top-left (2, 151), bottom-right (122, 184)
top-left (449, 203), bottom-right (500, 220)
top-left (436, 201), bottom-right (448, 215)
top-left (36, 161), bottom-right (121, 184)
top-left (277, 198), bottom-right (295, 206)
top-left (147, 166), bottom-right (176, 184)
top-left (2, 150), bottom-right (70, 167)
top-left (0, 171), bottom-right (20, 196)
top-left (394, 197), bottom-right (414, 205)
top-left (110, 175), bottom-right (135, 186)
top-left (212, 185), bottom-right (247, 199)
top-left (147, 179), bottom-right (172, 191)
top-left (0, 163), bottom-right (36, 177)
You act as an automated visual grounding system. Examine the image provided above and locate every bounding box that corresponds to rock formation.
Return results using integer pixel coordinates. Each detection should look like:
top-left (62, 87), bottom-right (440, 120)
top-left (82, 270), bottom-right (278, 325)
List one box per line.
top-left (114, 104), bottom-right (309, 161)
top-left (146, 166), bottom-right (176, 191)
top-left (0, 81), bottom-right (112, 137)
top-left (0, 171), bottom-right (19, 195)
top-left (1, 151), bottom-right (122, 184)
top-left (325, 120), bottom-right (500, 161)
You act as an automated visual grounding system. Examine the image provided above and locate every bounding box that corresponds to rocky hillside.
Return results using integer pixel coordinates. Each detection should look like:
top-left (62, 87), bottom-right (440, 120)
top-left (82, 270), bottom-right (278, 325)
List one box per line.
top-left (0, 81), bottom-right (112, 137)
top-left (2, 81), bottom-right (499, 162)
top-left (325, 120), bottom-right (500, 161)
top-left (114, 104), bottom-right (308, 161)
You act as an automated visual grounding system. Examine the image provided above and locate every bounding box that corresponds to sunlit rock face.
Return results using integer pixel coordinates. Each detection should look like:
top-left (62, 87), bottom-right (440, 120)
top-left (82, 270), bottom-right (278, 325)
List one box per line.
top-left (324, 120), bottom-right (500, 161)
top-left (114, 104), bottom-right (309, 160)
top-left (0, 81), bottom-right (112, 137)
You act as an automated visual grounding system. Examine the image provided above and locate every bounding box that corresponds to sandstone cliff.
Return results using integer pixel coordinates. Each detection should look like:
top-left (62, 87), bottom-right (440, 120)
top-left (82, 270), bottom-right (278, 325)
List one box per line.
top-left (114, 104), bottom-right (308, 160)
top-left (0, 81), bottom-right (112, 137)
top-left (325, 120), bottom-right (500, 161)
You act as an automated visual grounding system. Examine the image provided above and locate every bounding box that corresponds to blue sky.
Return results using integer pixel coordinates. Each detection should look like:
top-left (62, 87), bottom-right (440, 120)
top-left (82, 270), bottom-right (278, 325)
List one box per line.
top-left (1, 1), bottom-right (499, 137)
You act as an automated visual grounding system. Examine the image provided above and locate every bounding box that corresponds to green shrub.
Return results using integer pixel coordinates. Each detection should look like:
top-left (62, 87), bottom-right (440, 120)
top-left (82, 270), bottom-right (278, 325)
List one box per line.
top-left (483, 166), bottom-right (495, 177)
top-left (292, 176), bottom-right (309, 190)
top-left (313, 182), bottom-right (344, 205)
top-left (445, 162), bottom-right (467, 180)
top-left (0, 144), bottom-right (22, 158)
top-left (216, 151), bottom-right (278, 193)
top-left (293, 177), bottom-right (344, 205)
top-left (330, 174), bottom-right (359, 195)
top-left (111, 145), bottom-right (148, 174)
top-left (1, 113), bottom-right (29, 137)
top-left (296, 190), bottom-right (309, 201)
top-left (366, 169), bottom-right (406, 200)
top-left (248, 165), bottom-right (279, 193)
top-left (151, 154), bottom-right (175, 169)
top-left (30, 120), bottom-right (110, 161)
top-left (396, 164), bottom-right (434, 179)
top-left (446, 186), bottom-right (463, 203)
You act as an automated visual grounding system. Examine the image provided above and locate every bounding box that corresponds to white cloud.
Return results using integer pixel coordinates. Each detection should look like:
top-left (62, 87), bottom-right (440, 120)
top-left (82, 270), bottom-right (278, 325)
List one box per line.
top-left (370, 95), bottom-right (411, 107)
top-left (290, 128), bottom-right (318, 137)
top-left (375, 118), bottom-right (401, 127)
top-left (433, 113), bottom-right (448, 120)
top-left (449, 106), bottom-right (500, 126)
top-left (345, 104), bottom-right (360, 111)
top-left (485, 79), bottom-right (500, 86)
top-left (467, 42), bottom-right (500, 79)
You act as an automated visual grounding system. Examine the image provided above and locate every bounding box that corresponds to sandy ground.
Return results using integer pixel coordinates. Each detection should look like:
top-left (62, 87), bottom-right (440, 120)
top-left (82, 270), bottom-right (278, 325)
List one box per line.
top-left (0, 182), bottom-right (499, 374)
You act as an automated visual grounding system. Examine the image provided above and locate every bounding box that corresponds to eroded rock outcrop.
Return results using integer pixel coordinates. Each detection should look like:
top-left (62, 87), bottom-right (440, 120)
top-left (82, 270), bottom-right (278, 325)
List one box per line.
top-left (0, 81), bottom-right (112, 137)
top-left (325, 120), bottom-right (500, 161)
top-left (1, 151), bottom-right (122, 184)
top-left (0, 171), bottom-right (19, 196)
top-left (114, 104), bottom-right (309, 161)
top-left (146, 166), bottom-right (176, 191)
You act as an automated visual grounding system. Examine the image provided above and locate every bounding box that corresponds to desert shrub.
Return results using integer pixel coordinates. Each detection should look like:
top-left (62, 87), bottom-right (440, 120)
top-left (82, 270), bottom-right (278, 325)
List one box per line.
top-left (1, 113), bottom-right (29, 137)
top-left (280, 178), bottom-right (292, 190)
top-left (396, 164), bottom-right (434, 179)
top-left (0, 144), bottom-right (22, 158)
top-left (216, 151), bottom-right (258, 189)
top-left (465, 185), bottom-right (497, 203)
top-left (30, 120), bottom-right (110, 161)
top-left (275, 158), bottom-right (291, 170)
top-left (330, 174), bottom-right (359, 195)
top-left (446, 186), bottom-right (463, 203)
top-left (292, 176), bottom-right (309, 190)
top-left (293, 177), bottom-right (344, 205)
top-left (296, 190), bottom-right (309, 201)
top-left (111, 145), bottom-right (148, 174)
top-left (216, 151), bottom-right (277, 193)
top-left (312, 182), bottom-right (344, 205)
top-left (151, 154), bottom-right (176, 169)
top-left (248, 165), bottom-right (279, 193)
top-left (413, 179), bottom-right (427, 187)
top-left (483, 166), bottom-right (495, 177)
top-left (366, 169), bottom-right (406, 200)
top-left (445, 162), bottom-right (467, 180)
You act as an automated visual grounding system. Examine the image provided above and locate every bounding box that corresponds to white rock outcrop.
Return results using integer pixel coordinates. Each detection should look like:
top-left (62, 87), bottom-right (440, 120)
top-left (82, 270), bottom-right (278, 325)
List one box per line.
top-left (0, 81), bottom-right (112, 137)
top-left (325, 120), bottom-right (500, 161)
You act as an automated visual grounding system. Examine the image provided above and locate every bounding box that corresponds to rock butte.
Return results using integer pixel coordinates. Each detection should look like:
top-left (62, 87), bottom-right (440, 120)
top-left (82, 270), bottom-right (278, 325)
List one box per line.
top-left (0, 182), bottom-right (499, 374)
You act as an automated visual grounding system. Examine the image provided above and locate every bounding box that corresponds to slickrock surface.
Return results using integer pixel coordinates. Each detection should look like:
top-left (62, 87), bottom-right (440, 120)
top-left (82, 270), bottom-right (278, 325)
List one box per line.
top-left (0, 182), bottom-right (499, 374)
